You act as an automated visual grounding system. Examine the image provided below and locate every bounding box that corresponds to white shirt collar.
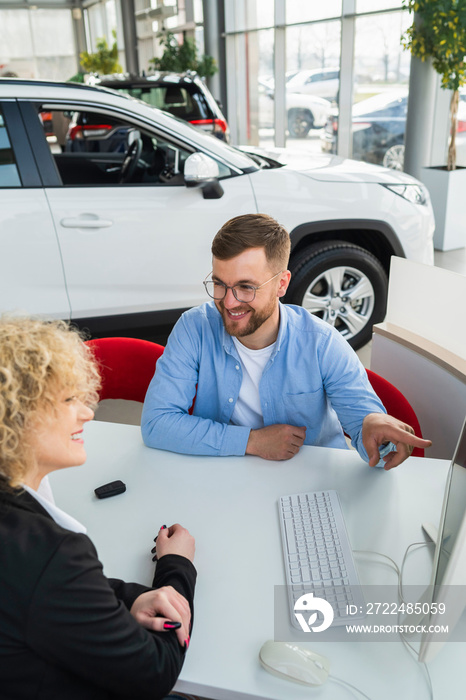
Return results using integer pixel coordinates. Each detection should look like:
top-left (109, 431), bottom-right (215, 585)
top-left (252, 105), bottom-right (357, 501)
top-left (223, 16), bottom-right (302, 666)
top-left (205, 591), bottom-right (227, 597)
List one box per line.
top-left (23, 482), bottom-right (87, 534)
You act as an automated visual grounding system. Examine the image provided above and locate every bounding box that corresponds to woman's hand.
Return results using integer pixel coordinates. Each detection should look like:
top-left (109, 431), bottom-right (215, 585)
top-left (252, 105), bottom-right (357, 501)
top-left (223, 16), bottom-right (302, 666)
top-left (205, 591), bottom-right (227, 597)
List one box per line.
top-left (156, 523), bottom-right (195, 562)
top-left (130, 585), bottom-right (191, 647)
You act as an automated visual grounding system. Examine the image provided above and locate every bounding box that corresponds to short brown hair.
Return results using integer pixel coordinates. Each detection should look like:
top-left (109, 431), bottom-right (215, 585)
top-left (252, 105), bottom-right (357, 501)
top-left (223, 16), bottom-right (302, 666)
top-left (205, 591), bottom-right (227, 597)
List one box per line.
top-left (212, 214), bottom-right (291, 270)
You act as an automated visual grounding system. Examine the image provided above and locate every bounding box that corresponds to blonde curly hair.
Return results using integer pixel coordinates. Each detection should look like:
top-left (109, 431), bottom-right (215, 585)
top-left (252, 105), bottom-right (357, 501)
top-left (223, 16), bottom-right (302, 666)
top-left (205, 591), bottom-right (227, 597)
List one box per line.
top-left (0, 317), bottom-right (101, 489)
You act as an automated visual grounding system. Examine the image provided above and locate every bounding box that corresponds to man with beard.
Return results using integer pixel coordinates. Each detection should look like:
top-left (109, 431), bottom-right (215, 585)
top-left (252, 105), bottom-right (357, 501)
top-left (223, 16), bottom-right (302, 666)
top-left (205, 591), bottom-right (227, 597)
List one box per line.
top-left (142, 214), bottom-right (430, 468)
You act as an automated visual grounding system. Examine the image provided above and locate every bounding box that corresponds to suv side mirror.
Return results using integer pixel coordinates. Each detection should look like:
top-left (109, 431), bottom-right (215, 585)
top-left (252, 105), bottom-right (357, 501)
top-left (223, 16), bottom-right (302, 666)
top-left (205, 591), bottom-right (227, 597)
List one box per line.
top-left (184, 152), bottom-right (224, 199)
top-left (126, 128), bottom-right (141, 146)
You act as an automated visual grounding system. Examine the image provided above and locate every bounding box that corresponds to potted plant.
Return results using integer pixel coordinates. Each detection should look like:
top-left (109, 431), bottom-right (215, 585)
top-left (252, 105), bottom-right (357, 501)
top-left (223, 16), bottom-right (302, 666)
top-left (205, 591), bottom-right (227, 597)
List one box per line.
top-left (149, 31), bottom-right (217, 79)
top-left (80, 30), bottom-right (123, 76)
top-left (402, 0), bottom-right (466, 250)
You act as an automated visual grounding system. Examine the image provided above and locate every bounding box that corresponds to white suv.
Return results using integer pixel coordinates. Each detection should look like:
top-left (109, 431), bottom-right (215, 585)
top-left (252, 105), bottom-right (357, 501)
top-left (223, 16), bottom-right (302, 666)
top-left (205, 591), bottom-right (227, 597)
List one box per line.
top-left (286, 68), bottom-right (340, 101)
top-left (258, 81), bottom-right (331, 138)
top-left (0, 78), bottom-right (434, 349)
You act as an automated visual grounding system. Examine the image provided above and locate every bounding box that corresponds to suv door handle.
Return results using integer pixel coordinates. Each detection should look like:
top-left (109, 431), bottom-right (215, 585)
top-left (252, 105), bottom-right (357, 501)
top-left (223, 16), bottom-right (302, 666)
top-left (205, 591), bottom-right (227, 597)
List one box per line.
top-left (60, 216), bottom-right (113, 229)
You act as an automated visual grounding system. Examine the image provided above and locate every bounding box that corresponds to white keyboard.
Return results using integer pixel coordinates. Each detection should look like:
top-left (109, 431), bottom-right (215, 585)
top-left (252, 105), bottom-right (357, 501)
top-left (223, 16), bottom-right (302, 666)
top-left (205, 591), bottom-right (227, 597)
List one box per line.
top-left (279, 489), bottom-right (365, 628)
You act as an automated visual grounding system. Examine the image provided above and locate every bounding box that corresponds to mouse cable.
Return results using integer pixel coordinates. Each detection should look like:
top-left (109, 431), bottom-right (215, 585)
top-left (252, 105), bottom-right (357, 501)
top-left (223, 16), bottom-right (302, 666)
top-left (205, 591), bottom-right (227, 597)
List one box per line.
top-left (353, 548), bottom-right (401, 580)
top-left (398, 542), bottom-right (434, 700)
top-left (353, 546), bottom-right (434, 700)
top-left (399, 541), bottom-right (435, 605)
top-left (328, 673), bottom-right (373, 700)
top-left (353, 542), bottom-right (434, 605)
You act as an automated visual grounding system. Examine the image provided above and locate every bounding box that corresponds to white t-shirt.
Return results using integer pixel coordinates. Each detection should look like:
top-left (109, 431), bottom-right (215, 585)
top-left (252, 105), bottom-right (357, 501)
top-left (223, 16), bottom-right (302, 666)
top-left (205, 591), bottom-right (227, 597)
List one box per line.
top-left (230, 337), bottom-right (275, 429)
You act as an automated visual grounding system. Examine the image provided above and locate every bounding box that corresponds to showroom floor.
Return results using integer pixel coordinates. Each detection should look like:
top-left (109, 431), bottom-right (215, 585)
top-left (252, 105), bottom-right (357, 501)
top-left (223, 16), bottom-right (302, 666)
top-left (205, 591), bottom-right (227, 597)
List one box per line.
top-left (434, 245), bottom-right (466, 276)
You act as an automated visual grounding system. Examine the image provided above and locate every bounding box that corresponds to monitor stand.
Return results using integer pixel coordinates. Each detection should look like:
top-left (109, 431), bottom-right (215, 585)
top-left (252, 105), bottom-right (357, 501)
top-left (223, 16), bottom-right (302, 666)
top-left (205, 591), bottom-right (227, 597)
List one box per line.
top-left (422, 521), bottom-right (439, 546)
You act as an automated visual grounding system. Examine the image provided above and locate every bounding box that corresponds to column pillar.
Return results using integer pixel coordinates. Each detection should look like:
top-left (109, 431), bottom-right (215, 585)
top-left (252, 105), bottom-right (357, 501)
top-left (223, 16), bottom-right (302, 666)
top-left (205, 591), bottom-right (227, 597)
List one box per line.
top-left (120, 0), bottom-right (139, 75)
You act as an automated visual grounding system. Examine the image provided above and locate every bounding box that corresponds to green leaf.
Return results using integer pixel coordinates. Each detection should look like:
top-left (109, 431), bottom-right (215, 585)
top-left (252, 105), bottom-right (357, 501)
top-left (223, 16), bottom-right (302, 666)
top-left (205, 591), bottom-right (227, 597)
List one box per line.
top-left (149, 31), bottom-right (218, 79)
top-left (80, 30), bottom-right (122, 75)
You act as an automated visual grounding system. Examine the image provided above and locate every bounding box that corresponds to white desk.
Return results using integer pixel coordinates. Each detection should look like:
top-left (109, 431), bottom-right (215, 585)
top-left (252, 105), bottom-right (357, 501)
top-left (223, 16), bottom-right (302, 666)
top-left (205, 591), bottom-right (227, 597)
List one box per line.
top-left (50, 421), bottom-right (466, 700)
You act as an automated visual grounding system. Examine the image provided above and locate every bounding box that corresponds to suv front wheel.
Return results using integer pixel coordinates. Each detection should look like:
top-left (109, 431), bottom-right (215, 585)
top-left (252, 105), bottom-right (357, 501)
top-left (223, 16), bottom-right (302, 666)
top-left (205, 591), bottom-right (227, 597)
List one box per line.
top-left (286, 242), bottom-right (388, 350)
top-left (287, 108), bottom-right (314, 138)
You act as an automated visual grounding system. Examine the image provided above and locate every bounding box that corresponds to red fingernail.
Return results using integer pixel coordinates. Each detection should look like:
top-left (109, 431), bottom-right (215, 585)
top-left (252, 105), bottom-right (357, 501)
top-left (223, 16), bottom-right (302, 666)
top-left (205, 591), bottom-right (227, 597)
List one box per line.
top-left (184, 636), bottom-right (190, 649)
top-left (160, 524), bottom-right (167, 530)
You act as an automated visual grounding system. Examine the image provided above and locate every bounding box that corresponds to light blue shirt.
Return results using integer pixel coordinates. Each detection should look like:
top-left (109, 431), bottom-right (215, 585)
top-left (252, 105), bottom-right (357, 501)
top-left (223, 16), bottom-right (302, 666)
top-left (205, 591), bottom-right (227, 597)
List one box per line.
top-left (141, 302), bottom-right (386, 460)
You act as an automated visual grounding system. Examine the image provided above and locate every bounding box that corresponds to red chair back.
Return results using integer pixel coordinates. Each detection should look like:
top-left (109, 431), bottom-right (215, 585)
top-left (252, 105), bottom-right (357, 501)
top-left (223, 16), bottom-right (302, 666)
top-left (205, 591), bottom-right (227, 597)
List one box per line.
top-left (366, 369), bottom-right (424, 457)
top-left (85, 337), bottom-right (164, 403)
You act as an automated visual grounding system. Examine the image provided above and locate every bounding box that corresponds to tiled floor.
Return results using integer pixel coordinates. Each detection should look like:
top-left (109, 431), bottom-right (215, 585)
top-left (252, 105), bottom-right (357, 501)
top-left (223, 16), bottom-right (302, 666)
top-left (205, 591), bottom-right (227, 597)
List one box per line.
top-left (434, 246), bottom-right (466, 276)
top-left (356, 246), bottom-right (466, 368)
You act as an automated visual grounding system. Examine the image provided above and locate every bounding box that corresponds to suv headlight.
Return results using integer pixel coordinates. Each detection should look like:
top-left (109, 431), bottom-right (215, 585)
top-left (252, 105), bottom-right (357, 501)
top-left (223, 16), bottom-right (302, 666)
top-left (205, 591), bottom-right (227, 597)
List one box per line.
top-left (383, 183), bottom-right (429, 206)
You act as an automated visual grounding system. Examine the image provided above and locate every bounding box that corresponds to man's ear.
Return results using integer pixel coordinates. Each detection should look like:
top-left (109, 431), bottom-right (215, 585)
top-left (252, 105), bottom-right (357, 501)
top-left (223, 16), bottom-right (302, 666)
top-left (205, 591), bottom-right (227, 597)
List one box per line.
top-left (277, 270), bottom-right (291, 298)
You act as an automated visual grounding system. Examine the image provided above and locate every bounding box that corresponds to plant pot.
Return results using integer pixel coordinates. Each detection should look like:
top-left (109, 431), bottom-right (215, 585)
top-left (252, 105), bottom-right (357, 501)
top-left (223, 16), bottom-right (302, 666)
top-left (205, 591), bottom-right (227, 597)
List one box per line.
top-left (420, 165), bottom-right (466, 251)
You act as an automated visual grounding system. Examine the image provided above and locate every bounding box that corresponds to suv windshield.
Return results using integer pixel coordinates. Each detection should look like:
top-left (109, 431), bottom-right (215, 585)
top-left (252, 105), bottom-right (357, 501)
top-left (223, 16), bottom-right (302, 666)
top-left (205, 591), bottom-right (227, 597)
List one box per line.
top-left (116, 83), bottom-right (211, 121)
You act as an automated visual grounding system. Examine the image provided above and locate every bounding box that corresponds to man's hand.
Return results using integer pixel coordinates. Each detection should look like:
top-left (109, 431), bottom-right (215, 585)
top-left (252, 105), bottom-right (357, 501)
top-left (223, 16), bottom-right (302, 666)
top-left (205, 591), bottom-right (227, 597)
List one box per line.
top-left (362, 413), bottom-right (432, 470)
top-left (246, 424), bottom-right (306, 460)
top-left (130, 585), bottom-right (191, 647)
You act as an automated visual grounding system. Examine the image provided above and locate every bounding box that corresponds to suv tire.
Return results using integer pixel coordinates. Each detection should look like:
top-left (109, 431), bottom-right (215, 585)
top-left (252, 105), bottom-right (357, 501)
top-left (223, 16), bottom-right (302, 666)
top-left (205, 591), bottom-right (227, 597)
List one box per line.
top-left (382, 143), bottom-right (405, 171)
top-left (286, 241), bottom-right (388, 350)
top-left (287, 108), bottom-right (314, 138)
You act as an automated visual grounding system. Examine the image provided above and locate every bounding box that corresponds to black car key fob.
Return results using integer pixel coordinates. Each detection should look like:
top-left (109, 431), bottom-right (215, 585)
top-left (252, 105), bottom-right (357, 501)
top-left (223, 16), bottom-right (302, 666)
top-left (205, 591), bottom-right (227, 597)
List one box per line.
top-left (94, 480), bottom-right (126, 499)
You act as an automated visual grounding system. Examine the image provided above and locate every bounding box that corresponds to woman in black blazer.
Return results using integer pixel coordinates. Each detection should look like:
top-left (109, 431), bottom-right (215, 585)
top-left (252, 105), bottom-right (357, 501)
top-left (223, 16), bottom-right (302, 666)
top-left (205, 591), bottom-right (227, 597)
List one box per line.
top-left (0, 317), bottom-right (196, 700)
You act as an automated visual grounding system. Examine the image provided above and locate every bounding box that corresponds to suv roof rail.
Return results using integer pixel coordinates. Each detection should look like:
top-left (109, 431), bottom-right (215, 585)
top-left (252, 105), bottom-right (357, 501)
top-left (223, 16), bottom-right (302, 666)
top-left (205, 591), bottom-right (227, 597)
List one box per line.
top-left (0, 77), bottom-right (107, 93)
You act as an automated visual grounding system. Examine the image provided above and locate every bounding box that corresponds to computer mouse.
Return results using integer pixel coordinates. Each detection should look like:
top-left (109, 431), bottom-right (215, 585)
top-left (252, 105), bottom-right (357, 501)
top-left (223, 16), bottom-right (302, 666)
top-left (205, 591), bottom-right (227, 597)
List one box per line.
top-left (259, 640), bottom-right (330, 687)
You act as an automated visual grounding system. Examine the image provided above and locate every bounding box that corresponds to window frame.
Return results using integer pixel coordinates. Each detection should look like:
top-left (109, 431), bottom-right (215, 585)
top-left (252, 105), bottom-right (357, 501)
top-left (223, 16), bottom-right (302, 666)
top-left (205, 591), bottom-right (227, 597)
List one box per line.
top-left (0, 100), bottom-right (41, 188)
top-left (19, 99), bottom-right (238, 188)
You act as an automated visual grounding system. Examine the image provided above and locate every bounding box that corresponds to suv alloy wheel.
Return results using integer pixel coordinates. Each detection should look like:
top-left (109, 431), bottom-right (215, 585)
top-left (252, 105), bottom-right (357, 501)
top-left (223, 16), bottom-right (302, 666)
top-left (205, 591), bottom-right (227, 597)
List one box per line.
top-left (287, 108), bottom-right (314, 138)
top-left (286, 242), bottom-right (388, 349)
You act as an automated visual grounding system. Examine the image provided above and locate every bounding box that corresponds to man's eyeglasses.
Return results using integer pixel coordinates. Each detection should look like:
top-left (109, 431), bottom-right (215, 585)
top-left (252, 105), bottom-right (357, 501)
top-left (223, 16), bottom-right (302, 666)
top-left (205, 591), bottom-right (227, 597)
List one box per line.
top-left (203, 270), bottom-right (283, 303)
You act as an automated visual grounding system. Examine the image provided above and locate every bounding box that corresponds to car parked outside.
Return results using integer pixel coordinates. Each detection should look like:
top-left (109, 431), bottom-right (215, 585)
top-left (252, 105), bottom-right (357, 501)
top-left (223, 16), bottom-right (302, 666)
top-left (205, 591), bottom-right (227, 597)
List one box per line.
top-left (321, 88), bottom-right (466, 171)
top-left (320, 90), bottom-right (408, 170)
top-left (258, 81), bottom-right (331, 138)
top-left (286, 68), bottom-right (340, 101)
top-left (454, 89), bottom-right (466, 167)
top-left (90, 71), bottom-right (230, 143)
top-left (0, 78), bottom-right (434, 350)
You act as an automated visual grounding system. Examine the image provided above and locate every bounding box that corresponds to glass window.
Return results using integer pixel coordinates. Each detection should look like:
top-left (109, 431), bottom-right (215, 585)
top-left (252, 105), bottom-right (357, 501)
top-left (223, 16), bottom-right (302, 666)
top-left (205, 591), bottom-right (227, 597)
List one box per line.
top-left (0, 10), bottom-right (33, 59)
top-left (456, 89), bottom-right (466, 167)
top-left (193, 0), bottom-right (204, 23)
top-left (356, 0), bottom-right (403, 12)
top-left (348, 10), bottom-right (411, 169)
top-left (287, 0), bottom-right (342, 24)
top-left (117, 84), bottom-right (211, 121)
top-left (30, 9), bottom-right (76, 80)
top-left (85, 3), bottom-right (106, 51)
top-left (162, 0), bottom-right (185, 30)
top-left (225, 0), bottom-right (274, 32)
top-left (0, 8), bottom-right (76, 80)
top-left (38, 105), bottom-right (231, 186)
top-left (353, 92), bottom-right (407, 119)
top-left (240, 29), bottom-right (274, 148)
top-left (29, 9), bottom-right (75, 57)
top-left (285, 21), bottom-right (340, 150)
top-left (0, 107), bottom-right (21, 187)
top-left (105, 0), bottom-right (117, 37)
top-left (286, 23), bottom-right (341, 100)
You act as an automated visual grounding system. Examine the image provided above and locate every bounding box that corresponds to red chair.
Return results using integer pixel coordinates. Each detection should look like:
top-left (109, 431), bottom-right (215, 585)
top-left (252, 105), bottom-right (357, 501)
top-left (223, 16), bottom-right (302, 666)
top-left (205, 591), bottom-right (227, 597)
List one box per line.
top-left (366, 369), bottom-right (424, 457)
top-left (85, 337), bottom-right (164, 403)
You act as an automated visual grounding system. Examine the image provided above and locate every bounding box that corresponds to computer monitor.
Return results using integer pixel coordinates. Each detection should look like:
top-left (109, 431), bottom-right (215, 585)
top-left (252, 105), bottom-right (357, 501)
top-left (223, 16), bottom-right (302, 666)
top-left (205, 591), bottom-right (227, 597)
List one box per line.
top-left (418, 415), bottom-right (466, 663)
